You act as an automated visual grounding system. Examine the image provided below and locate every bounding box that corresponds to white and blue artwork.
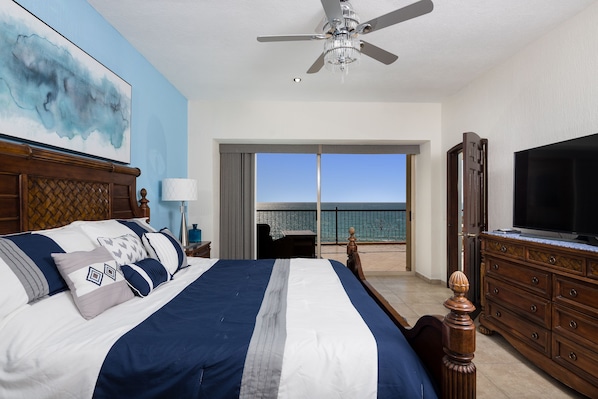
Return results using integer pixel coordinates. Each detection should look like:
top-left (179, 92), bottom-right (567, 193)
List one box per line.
top-left (0, 1), bottom-right (131, 163)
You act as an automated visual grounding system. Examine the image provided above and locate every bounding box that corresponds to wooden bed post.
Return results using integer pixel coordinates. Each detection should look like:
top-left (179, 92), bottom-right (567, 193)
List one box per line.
top-left (442, 271), bottom-right (476, 398)
top-left (346, 227), bottom-right (365, 280)
top-left (344, 227), bottom-right (477, 399)
top-left (138, 188), bottom-right (150, 221)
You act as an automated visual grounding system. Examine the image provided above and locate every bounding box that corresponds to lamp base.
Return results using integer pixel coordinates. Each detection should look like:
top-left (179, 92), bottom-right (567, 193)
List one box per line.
top-left (180, 202), bottom-right (189, 247)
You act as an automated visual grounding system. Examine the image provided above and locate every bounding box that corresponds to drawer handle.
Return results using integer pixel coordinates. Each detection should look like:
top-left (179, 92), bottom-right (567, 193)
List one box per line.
top-left (493, 263), bottom-right (499, 270)
top-left (549, 256), bottom-right (557, 265)
top-left (493, 288), bottom-right (499, 295)
top-left (531, 332), bottom-right (539, 340)
top-left (495, 311), bottom-right (502, 317)
top-left (530, 304), bottom-right (537, 313)
top-left (531, 276), bottom-right (539, 285)
top-left (500, 245), bottom-right (507, 253)
top-left (569, 288), bottom-right (578, 298)
top-left (569, 320), bottom-right (578, 329)
top-left (568, 352), bottom-right (577, 361)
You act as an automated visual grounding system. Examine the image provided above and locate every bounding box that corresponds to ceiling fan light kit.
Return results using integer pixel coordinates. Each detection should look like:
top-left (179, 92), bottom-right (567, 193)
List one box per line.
top-left (257, 0), bottom-right (434, 75)
top-left (324, 32), bottom-right (360, 73)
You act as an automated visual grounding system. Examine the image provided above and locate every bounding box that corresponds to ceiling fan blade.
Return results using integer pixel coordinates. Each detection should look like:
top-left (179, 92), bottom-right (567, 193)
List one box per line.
top-left (360, 0), bottom-right (433, 34)
top-left (307, 53), bottom-right (325, 74)
top-left (360, 41), bottom-right (398, 65)
top-left (315, 16), bottom-right (328, 33)
top-left (320, 0), bottom-right (344, 25)
top-left (257, 34), bottom-right (327, 42)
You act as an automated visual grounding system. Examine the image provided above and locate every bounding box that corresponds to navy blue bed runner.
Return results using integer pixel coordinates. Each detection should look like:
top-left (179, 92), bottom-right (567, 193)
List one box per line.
top-left (93, 259), bottom-right (437, 398)
top-left (329, 261), bottom-right (438, 398)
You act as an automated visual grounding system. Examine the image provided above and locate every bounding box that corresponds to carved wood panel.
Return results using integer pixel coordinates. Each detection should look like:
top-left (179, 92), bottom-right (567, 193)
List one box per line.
top-left (27, 177), bottom-right (110, 230)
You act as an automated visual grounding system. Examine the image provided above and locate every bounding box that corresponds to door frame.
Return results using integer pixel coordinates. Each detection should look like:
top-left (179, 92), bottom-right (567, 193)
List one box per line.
top-left (446, 142), bottom-right (463, 281)
top-left (446, 133), bottom-right (487, 314)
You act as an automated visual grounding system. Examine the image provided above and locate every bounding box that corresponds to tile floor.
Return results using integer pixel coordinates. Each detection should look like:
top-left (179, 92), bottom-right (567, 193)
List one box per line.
top-left (367, 275), bottom-right (587, 398)
top-left (320, 244), bottom-right (589, 398)
top-left (321, 243), bottom-right (408, 273)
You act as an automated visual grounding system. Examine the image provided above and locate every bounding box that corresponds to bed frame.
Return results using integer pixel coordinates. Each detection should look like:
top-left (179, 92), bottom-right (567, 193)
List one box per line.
top-left (0, 139), bottom-right (149, 234)
top-left (0, 138), bottom-right (475, 398)
top-left (346, 227), bottom-right (476, 398)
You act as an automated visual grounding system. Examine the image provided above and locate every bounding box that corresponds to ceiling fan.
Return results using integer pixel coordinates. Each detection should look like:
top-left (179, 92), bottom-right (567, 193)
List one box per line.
top-left (257, 0), bottom-right (434, 74)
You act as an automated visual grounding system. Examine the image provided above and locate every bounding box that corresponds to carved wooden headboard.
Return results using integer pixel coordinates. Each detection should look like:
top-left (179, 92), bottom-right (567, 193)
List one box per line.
top-left (0, 139), bottom-right (149, 234)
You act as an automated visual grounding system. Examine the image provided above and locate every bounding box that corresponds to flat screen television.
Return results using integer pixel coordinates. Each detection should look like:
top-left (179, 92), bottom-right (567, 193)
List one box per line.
top-left (513, 133), bottom-right (598, 243)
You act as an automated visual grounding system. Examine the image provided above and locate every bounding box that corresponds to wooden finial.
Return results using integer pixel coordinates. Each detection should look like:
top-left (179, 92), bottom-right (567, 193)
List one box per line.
top-left (139, 188), bottom-right (150, 222)
top-left (347, 226), bottom-right (357, 255)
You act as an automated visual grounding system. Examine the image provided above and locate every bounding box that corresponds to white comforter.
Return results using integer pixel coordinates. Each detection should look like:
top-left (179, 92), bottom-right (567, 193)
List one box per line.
top-left (0, 258), bottom-right (380, 399)
top-left (0, 258), bottom-right (216, 399)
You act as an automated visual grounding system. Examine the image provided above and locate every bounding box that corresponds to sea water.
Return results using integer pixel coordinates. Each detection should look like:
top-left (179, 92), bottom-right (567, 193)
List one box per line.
top-left (256, 202), bottom-right (407, 243)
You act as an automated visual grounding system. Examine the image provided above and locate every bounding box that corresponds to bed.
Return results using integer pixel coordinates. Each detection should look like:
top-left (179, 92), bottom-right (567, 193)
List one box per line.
top-left (0, 139), bottom-right (476, 398)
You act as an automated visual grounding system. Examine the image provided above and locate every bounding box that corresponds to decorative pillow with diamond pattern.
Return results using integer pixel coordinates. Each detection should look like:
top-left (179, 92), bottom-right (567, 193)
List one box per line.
top-left (52, 246), bottom-right (134, 319)
top-left (97, 234), bottom-right (147, 266)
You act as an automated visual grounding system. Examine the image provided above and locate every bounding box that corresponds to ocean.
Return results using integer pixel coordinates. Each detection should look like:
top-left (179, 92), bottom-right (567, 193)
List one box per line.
top-left (256, 202), bottom-right (407, 243)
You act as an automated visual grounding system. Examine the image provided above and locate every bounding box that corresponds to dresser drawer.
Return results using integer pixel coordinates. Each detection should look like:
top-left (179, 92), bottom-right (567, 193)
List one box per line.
top-left (484, 238), bottom-right (525, 260)
top-left (486, 301), bottom-right (550, 356)
top-left (527, 248), bottom-right (584, 275)
top-left (486, 276), bottom-right (551, 328)
top-left (553, 334), bottom-right (598, 385)
top-left (485, 257), bottom-right (550, 298)
top-left (554, 275), bottom-right (598, 314)
top-left (588, 260), bottom-right (598, 280)
top-left (553, 304), bottom-right (598, 351)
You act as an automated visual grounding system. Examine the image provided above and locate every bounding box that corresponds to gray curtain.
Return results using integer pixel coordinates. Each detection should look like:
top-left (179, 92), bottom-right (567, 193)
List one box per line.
top-left (219, 152), bottom-right (255, 259)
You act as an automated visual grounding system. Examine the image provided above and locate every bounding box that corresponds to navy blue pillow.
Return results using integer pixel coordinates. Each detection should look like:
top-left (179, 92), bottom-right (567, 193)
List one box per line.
top-left (117, 219), bottom-right (153, 238)
top-left (0, 233), bottom-right (66, 300)
top-left (121, 258), bottom-right (170, 297)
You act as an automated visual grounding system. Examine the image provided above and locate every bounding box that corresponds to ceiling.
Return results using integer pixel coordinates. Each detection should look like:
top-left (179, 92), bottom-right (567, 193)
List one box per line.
top-left (86, 0), bottom-right (596, 103)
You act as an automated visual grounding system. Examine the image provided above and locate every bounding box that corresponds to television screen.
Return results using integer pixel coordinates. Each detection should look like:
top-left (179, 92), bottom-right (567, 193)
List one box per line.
top-left (513, 133), bottom-right (598, 239)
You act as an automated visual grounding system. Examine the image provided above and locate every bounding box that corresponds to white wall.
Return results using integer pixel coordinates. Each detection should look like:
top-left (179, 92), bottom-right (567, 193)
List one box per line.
top-left (442, 2), bottom-right (598, 235)
top-left (188, 2), bottom-right (598, 282)
top-left (188, 101), bottom-right (444, 279)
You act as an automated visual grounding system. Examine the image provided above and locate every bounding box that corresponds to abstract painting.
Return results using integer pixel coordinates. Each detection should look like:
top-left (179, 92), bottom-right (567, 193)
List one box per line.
top-left (0, 1), bottom-right (131, 163)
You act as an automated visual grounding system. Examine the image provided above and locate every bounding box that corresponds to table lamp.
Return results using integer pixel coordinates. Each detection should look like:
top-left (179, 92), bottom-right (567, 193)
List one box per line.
top-left (162, 178), bottom-right (198, 246)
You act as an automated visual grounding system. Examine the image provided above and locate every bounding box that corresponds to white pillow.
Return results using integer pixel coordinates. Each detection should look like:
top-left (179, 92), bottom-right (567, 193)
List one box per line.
top-left (142, 229), bottom-right (187, 275)
top-left (38, 224), bottom-right (96, 253)
top-left (75, 220), bottom-right (140, 245)
top-left (0, 257), bottom-right (29, 321)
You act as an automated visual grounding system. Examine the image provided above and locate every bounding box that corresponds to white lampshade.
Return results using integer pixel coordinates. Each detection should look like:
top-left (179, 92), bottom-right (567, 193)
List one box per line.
top-left (162, 178), bottom-right (198, 202)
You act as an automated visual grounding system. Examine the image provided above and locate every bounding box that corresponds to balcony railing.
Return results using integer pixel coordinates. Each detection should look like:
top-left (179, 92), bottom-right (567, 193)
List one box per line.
top-left (256, 207), bottom-right (407, 244)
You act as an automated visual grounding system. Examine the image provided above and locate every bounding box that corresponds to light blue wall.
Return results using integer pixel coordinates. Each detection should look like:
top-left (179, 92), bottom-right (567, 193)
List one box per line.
top-left (15, 0), bottom-right (188, 231)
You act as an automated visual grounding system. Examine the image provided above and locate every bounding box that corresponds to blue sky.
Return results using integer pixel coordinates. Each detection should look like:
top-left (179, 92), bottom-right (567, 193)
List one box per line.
top-left (256, 153), bottom-right (406, 203)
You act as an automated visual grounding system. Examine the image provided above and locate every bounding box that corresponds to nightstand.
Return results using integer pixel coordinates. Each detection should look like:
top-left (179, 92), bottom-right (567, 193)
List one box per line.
top-left (184, 241), bottom-right (211, 258)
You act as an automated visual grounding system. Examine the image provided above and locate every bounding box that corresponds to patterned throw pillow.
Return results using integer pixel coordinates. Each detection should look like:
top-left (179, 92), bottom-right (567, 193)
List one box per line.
top-left (142, 228), bottom-right (187, 274)
top-left (52, 247), bottom-right (134, 319)
top-left (121, 258), bottom-right (171, 297)
top-left (98, 234), bottom-right (147, 266)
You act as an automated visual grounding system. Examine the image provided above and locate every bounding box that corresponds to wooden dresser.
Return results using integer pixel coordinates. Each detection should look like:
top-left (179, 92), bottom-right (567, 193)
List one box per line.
top-left (479, 233), bottom-right (598, 397)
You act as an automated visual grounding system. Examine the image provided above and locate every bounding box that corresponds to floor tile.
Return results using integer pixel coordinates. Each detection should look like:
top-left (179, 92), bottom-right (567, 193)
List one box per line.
top-left (366, 275), bottom-right (589, 398)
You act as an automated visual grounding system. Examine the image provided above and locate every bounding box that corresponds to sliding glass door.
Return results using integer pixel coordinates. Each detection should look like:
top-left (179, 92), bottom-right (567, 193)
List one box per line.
top-left (220, 144), bottom-right (416, 267)
top-left (256, 153), bottom-right (317, 239)
top-left (256, 152), bottom-right (408, 268)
